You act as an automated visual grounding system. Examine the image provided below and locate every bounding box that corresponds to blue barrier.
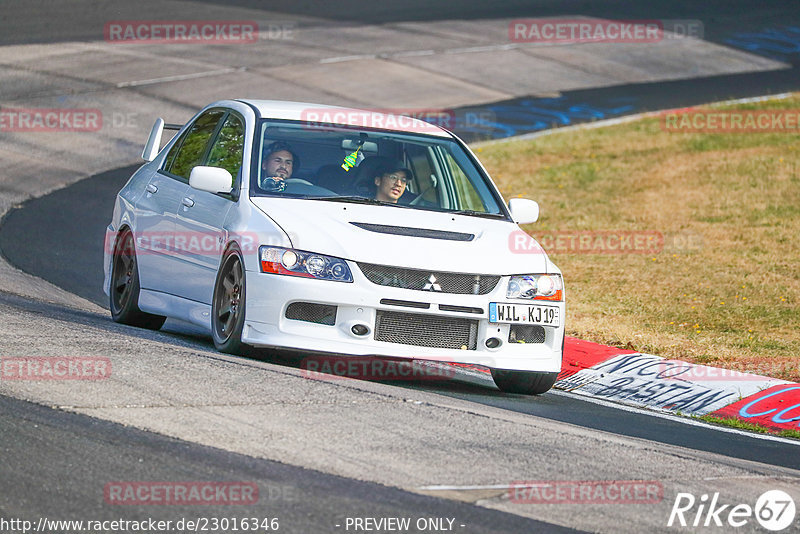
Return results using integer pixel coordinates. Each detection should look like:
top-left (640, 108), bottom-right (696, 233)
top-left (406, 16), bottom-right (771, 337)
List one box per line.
top-left (455, 96), bottom-right (635, 140)
top-left (725, 26), bottom-right (800, 62)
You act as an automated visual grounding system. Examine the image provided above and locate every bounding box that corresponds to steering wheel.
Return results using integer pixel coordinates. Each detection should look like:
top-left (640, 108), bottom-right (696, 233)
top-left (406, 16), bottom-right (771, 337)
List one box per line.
top-left (285, 178), bottom-right (315, 186)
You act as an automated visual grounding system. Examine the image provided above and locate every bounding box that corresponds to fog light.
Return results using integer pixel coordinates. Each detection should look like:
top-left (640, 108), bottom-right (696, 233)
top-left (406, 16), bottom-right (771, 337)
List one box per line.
top-left (351, 324), bottom-right (369, 336)
top-left (485, 337), bottom-right (502, 349)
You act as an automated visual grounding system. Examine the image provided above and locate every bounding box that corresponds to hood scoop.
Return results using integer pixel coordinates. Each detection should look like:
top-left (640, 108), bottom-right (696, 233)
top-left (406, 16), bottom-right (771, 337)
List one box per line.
top-left (350, 222), bottom-right (474, 242)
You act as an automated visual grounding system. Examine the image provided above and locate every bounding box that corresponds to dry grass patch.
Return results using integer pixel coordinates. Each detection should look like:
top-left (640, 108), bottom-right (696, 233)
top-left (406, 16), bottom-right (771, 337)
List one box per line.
top-left (478, 94), bottom-right (800, 381)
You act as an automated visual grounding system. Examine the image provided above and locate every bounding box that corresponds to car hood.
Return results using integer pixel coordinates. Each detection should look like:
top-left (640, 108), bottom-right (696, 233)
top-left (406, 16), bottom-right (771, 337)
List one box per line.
top-left (250, 197), bottom-right (549, 275)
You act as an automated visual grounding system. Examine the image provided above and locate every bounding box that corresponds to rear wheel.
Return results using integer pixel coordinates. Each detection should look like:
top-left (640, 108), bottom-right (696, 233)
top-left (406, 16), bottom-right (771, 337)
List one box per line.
top-left (212, 248), bottom-right (248, 354)
top-left (491, 369), bottom-right (559, 395)
top-left (109, 229), bottom-right (166, 330)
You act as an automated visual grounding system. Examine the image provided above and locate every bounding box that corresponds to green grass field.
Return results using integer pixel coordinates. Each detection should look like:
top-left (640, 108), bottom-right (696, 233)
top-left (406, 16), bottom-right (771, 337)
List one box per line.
top-left (479, 94), bottom-right (800, 381)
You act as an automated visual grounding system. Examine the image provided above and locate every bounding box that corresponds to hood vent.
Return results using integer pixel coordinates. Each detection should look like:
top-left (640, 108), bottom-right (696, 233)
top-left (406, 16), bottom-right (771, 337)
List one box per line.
top-left (350, 222), bottom-right (474, 242)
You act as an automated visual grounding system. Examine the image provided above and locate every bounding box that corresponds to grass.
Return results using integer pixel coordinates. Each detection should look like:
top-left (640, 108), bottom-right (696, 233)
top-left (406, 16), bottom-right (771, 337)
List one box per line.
top-left (478, 94), bottom-right (800, 382)
top-left (697, 415), bottom-right (800, 440)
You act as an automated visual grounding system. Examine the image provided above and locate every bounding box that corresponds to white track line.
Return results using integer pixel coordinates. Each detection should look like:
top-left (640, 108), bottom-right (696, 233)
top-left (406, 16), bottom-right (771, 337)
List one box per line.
top-left (551, 389), bottom-right (800, 446)
top-left (117, 67), bottom-right (245, 88)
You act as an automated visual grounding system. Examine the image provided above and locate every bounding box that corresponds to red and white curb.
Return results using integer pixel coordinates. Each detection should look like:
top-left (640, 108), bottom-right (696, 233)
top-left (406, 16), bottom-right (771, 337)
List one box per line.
top-left (557, 338), bottom-right (798, 429)
top-left (443, 337), bottom-right (800, 433)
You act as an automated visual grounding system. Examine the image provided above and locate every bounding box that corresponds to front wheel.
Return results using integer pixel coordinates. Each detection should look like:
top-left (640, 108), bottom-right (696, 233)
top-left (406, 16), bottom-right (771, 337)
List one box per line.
top-left (212, 248), bottom-right (248, 354)
top-left (109, 229), bottom-right (166, 330)
top-left (491, 369), bottom-right (559, 395)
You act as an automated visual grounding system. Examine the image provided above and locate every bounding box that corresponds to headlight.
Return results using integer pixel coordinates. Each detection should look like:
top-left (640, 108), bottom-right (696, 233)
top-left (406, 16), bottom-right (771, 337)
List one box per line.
top-left (507, 274), bottom-right (563, 301)
top-left (259, 246), bottom-right (353, 282)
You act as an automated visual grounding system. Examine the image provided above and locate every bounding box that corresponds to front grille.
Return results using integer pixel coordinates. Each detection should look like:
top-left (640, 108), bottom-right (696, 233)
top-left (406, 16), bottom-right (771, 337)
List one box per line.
top-left (358, 263), bottom-right (500, 295)
top-left (285, 302), bottom-right (337, 326)
top-left (509, 325), bottom-right (546, 344)
top-left (374, 310), bottom-right (478, 350)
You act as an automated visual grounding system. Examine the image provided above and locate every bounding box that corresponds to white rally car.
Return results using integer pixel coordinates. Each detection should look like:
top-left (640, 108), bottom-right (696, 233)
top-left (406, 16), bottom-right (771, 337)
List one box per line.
top-left (103, 100), bottom-right (565, 394)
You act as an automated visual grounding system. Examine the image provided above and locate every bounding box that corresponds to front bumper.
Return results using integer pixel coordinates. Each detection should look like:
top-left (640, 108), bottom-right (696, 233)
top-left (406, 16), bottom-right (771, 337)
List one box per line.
top-left (241, 263), bottom-right (564, 373)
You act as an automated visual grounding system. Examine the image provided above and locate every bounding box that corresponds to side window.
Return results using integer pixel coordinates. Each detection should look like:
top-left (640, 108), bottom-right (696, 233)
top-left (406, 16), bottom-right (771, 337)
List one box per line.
top-left (163, 129), bottom-right (188, 171)
top-left (445, 152), bottom-right (485, 211)
top-left (168, 110), bottom-right (225, 179)
top-left (406, 144), bottom-right (436, 201)
top-left (206, 114), bottom-right (244, 185)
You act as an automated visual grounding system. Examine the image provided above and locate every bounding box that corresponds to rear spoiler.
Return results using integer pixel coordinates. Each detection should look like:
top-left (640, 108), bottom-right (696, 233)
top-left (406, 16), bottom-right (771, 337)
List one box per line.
top-left (142, 119), bottom-right (183, 161)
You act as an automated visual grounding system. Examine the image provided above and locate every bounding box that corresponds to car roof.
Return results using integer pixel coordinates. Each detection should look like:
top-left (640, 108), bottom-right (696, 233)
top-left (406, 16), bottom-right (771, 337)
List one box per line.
top-left (236, 99), bottom-right (453, 138)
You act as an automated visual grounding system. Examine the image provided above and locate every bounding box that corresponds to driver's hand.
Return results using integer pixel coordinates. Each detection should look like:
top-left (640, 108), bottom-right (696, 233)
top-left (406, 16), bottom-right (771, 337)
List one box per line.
top-left (260, 176), bottom-right (286, 192)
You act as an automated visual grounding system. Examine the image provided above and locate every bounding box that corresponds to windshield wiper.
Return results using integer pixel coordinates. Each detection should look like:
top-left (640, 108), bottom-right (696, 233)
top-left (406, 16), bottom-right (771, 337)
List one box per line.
top-left (450, 209), bottom-right (506, 219)
top-left (307, 196), bottom-right (405, 207)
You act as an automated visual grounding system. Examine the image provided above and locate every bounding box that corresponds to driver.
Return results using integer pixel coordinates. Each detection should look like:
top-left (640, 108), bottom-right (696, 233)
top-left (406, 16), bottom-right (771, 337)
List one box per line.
top-left (260, 141), bottom-right (300, 191)
top-left (373, 160), bottom-right (413, 203)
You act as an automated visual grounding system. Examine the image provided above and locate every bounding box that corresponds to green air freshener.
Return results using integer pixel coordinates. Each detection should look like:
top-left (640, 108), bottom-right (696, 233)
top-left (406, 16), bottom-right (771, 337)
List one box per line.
top-left (341, 146), bottom-right (361, 171)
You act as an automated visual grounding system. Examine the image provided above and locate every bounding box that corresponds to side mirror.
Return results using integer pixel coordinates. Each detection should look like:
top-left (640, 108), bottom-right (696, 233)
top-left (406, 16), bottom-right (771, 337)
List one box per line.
top-left (189, 166), bottom-right (233, 194)
top-left (508, 198), bottom-right (539, 224)
top-left (142, 118), bottom-right (165, 162)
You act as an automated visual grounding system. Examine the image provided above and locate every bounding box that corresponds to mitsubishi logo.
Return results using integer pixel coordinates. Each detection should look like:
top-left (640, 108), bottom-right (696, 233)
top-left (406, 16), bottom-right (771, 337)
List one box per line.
top-left (423, 274), bottom-right (442, 291)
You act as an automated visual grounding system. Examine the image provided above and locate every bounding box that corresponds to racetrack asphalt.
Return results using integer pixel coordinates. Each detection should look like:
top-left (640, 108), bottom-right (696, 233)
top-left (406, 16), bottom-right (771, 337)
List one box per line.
top-left (2, 165), bottom-right (800, 472)
top-left (0, 393), bottom-right (578, 534)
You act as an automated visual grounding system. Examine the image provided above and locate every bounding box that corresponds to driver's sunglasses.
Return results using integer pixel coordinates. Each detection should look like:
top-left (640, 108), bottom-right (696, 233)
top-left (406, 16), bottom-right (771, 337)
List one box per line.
top-left (384, 173), bottom-right (409, 184)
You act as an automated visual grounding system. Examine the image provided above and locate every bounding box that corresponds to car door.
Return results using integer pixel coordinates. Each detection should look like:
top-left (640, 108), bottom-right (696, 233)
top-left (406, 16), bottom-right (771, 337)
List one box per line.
top-left (136, 109), bottom-right (226, 296)
top-left (172, 111), bottom-right (244, 304)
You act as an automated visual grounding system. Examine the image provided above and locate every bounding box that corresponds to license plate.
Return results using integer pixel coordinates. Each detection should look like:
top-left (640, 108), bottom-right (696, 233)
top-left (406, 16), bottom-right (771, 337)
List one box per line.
top-left (489, 303), bottom-right (560, 327)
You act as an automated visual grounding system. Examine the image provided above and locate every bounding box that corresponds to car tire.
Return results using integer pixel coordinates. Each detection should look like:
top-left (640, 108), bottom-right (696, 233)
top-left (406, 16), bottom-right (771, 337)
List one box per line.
top-left (109, 228), bottom-right (167, 330)
top-left (491, 369), bottom-right (559, 395)
top-left (212, 247), bottom-right (248, 354)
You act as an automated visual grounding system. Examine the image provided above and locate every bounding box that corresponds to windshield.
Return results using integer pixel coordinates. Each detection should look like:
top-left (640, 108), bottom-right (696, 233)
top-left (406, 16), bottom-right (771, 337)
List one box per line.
top-left (250, 120), bottom-right (507, 217)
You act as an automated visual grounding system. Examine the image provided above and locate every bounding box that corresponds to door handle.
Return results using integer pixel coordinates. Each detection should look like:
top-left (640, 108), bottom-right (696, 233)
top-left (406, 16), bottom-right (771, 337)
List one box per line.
top-left (145, 184), bottom-right (158, 194)
top-left (182, 197), bottom-right (195, 208)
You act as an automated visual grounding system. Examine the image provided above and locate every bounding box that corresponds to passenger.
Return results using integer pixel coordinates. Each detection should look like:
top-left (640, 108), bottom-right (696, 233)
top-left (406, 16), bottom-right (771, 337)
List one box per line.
top-left (373, 161), bottom-right (412, 203)
top-left (260, 141), bottom-right (300, 191)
